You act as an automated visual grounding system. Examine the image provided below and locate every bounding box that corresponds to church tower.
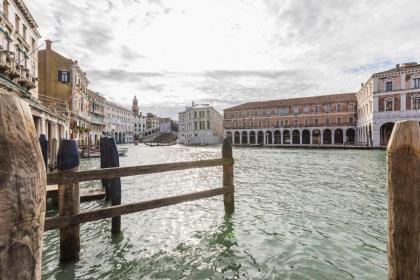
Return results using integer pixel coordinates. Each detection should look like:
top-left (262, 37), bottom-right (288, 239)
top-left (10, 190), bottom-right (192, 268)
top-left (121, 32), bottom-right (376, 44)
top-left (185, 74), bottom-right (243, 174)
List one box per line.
top-left (132, 95), bottom-right (139, 116)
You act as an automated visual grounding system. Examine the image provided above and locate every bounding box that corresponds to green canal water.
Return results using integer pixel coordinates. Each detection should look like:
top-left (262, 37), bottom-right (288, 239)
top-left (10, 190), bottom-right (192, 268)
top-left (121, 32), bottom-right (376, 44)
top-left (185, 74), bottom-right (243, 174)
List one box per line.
top-left (42, 145), bottom-right (387, 279)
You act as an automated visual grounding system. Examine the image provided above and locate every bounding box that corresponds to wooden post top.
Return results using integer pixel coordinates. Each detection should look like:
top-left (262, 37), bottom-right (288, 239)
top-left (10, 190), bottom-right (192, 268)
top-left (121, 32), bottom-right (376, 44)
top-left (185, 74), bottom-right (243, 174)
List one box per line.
top-left (387, 120), bottom-right (420, 154)
top-left (57, 140), bottom-right (80, 171)
top-left (222, 137), bottom-right (232, 159)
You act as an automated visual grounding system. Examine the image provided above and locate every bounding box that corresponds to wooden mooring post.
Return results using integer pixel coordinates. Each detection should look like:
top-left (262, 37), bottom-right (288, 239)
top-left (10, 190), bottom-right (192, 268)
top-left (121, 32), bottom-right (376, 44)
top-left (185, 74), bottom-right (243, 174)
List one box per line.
top-left (100, 137), bottom-right (111, 200)
top-left (222, 137), bottom-right (234, 215)
top-left (0, 93), bottom-right (46, 280)
top-left (387, 120), bottom-right (420, 280)
top-left (57, 139), bottom-right (81, 261)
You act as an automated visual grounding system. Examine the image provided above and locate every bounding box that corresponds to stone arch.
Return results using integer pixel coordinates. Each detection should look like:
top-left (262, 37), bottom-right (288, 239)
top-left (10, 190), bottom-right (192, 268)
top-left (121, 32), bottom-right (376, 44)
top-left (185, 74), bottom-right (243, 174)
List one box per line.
top-left (346, 128), bottom-right (355, 144)
top-left (302, 129), bottom-right (310, 144)
top-left (266, 131), bottom-right (273, 144)
top-left (380, 122), bottom-right (394, 146)
top-left (323, 129), bottom-right (332, 144)
top-left (250, 131), bottom-right (256, 144)
top-left (283, 130), bottom-right (290, 144)
top-left (234, 131), bottom-right (240, 144)
top-left (312, 129), bottom-right (321, 144)
top-left (274, 130), bottom-right (281, 144)
top-left (241, 131), bottom-right (248, 144)
top-left (334, 129), bottom-right (343, 144)
top-left (257, 131), bottom-right (264, 144)
top-left (292, 129), bottom-right (300, 144)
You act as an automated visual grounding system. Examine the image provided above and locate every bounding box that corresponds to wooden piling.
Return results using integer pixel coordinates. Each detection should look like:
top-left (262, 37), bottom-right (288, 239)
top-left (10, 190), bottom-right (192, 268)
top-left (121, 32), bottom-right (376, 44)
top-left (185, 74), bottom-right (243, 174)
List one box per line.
top-left (387, 120), bottom-right (420, 280)
top-left (57, 139), bottom-right (80, 261)
top-left (222, 137), bottom-right (234, 215)
top-left (108, 137), bottom-right (122, 233)
top-left (0, 92), bottom-right (46, 280)
top-left (100, 137), bottom-right (111, 200)
top-left (39, 133), bottom-right (48, 168)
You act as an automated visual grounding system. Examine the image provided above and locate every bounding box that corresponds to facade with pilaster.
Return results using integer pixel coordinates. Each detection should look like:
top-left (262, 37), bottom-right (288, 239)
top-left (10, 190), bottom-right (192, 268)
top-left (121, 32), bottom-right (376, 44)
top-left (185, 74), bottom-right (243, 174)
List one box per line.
top-left (178, 103), bottom-right (223, 145)
top-left (87, 89), bottom-right (105, 145)
top-left (0, 0), bottom-right (68, 156)
top-left (356, 62), bottom-right (420, 147)
top-left (224, 93), bottom-right (357, 146)
top-left (104, 100), bottom-right (134, 143)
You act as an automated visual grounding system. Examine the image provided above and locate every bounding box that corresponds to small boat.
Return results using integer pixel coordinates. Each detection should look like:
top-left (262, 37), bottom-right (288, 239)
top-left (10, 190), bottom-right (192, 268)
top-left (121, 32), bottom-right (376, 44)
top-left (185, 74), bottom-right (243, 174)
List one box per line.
top-left (144, 142), bottom-right (176, 147)
top-left (81, 147), bottom-right (128, 158)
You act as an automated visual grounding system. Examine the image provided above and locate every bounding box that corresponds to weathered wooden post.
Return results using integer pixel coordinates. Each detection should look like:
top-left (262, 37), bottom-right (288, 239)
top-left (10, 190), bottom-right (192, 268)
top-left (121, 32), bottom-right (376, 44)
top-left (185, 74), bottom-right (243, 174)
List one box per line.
top-left (100, 137), bottom-right (111, 200)
top-left (387, 120), bottom-right (420, 280)
top-left (222, 137), bottom-right (234, 215)
top-left (39, 133), bottom-right (48, 168)
top-left (0, 93), bottom-right (46, 280)
top-left (108, 137), bottom-right (122, 233)
top-left (57, 139), bottom-right (80, 261)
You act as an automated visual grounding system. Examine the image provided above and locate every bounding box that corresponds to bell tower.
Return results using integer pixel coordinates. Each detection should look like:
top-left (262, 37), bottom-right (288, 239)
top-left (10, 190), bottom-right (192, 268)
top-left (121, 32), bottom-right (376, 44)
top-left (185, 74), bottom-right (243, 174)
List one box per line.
top-left (132, 95), bottom-right (139, 116)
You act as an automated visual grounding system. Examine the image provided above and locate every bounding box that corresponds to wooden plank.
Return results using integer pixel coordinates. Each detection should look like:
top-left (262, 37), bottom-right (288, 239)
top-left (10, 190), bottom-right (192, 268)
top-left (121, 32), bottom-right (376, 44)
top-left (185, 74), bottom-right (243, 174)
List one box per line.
top-left (47, 158), bottom-right (234, 185)
top-left (387, 120), bottom-right (420, 280)
top-left (45, 186), bottom-right (234, 231)
top-left (0, 92), bottom-right (46, 280)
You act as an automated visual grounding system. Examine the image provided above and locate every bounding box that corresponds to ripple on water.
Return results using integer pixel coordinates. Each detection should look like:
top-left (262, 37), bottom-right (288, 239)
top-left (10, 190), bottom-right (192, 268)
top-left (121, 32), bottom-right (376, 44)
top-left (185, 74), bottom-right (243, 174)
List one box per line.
top-left (42, 145), bottom-right (387, 279)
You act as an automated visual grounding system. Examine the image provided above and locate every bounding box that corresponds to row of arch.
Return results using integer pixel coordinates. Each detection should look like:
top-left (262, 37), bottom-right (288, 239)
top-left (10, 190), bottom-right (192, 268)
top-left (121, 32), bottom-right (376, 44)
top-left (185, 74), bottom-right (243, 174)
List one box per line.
top-left (226, 128), bottom-right (356, 145)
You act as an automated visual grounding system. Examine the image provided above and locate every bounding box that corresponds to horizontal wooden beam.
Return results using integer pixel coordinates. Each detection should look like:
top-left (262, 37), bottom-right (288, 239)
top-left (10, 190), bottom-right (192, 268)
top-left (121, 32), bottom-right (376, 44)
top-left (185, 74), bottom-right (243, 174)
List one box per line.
top-left (47, 158), bottom-right (233, 185)
top-left (44, 186), bottom-right (234, 231)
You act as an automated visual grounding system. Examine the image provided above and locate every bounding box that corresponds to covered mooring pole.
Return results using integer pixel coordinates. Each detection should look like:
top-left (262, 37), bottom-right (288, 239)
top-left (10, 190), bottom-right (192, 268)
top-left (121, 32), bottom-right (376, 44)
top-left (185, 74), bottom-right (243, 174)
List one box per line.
top-left (387, 120), bottom-right (420, 280)
top-left (0, 92), bottom-right (46, 280)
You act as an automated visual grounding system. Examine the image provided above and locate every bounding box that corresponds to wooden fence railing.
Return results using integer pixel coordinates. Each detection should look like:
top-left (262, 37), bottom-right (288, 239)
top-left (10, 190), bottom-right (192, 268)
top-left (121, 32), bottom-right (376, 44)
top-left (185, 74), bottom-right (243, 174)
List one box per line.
top-left (44, 137), bottom-right (234, 261)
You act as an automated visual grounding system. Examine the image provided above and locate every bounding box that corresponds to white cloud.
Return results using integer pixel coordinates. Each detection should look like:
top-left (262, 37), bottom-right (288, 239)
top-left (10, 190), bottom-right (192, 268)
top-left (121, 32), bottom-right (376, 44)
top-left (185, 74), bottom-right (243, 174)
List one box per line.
top-left (28, 0), bottom-right (420, 118)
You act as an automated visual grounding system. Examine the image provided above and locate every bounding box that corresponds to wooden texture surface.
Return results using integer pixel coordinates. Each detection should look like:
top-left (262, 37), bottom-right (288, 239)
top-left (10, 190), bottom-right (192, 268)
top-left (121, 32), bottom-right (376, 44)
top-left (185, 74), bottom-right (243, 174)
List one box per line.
top-left (57, 140), bottom-right (80, 261)
top-left (0, 92), bottom-right (46, 279)
top-left (222, 138), bottom-right (234, 214)
top-left (47, 158), bottom-right (233, 185)
top-left (44, 186), bottom-right (234, 231)
top-left (387, 120), bottom-right (420, 280)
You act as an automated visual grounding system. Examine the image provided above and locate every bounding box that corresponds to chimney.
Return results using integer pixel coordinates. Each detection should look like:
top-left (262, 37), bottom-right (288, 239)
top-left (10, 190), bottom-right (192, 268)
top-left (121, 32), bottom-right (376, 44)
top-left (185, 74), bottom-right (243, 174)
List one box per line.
top-left (45, 39), bottom-right (52, 50)
top-left (361, 82), bottom-right (364, 87)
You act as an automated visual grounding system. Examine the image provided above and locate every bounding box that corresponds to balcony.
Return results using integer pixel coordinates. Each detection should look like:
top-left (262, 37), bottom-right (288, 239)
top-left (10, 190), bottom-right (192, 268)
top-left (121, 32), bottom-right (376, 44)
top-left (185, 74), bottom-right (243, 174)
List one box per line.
top-left (0, 50), bottom-right (13, 71)
top-left (17, 67), bottom-right (36, 89)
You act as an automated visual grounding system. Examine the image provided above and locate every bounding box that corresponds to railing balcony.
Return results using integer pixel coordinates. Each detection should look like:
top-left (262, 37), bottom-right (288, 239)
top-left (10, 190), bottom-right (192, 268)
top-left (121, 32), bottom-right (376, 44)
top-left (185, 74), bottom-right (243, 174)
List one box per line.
top-left (0, 50), bottom-right (13, 72)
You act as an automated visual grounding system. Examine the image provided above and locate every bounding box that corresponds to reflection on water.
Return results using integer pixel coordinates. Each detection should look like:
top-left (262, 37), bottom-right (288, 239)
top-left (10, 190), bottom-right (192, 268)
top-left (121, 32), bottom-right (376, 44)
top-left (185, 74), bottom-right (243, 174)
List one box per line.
top-left (42, 145), bottom-right (387, 279)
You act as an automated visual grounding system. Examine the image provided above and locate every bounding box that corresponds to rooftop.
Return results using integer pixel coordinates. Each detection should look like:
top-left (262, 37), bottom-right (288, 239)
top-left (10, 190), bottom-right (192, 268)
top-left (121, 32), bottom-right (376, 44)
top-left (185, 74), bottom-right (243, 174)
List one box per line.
top-left (224, 93), bottom-right (356, 111)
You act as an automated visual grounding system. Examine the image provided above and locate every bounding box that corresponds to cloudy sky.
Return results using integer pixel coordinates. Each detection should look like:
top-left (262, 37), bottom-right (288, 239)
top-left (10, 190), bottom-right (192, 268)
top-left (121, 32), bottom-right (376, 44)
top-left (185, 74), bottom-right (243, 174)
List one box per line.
top-left (28, 0), bottom-right (419, 118)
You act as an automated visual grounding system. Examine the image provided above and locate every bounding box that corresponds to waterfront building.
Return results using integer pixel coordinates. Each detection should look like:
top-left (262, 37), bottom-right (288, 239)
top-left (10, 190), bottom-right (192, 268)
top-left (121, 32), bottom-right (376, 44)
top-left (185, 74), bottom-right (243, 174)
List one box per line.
top-left (145, 113), bottom-right (160, 136)
top-left (104, 100), bottom-right (134, 143)
top-left (38, 40), bottom-right (90, 145)
top-left (133, 113), bottom-right (146, 140)
top-left (0, 0), bottom-right (68, 144)
top-left (223, 93), bottom-right (357, 146)
top-left (160, 118), bottom-right (178, 133)
top-left (356, 62), bottom-right (420, 147)
top-left (178, 103), bottom-right (224, 145)
top-left (87, 89), bottom-right (105, 145)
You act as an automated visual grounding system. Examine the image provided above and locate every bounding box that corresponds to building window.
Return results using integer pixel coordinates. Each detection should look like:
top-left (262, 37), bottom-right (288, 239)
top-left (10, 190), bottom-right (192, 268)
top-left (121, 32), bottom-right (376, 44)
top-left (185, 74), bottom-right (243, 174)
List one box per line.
top-left (336, 104), bottom-right (342, 112)
top-left (294, 119), bottom-right (298, 125)
top-left (349, 103), bottom-right (355, 111)
top-left (326, 118), bottom-right (330, 124)
top-left (314, 105), bottom-right (320, 113)
top-left (349, 117), bottom-right (354, 123)
top-left (279, 107), bottom-right (289, 115)
top-left (285, 120), bottom-right (288, 126)
top-left (305, 119), bottom-right (308, 125)
top-left (304, 106), bottom-right (309, 113)
top-left (293, 106), bottom-right (298, 113)
top-left (385, 98), bottom-right (394, 112)
top-left (325, 104), bottom-right (331, 112)
top-left (15, 14), bottom-right (20, 34)
top-left (412, 96), bottom-right (420, 110)
top-left (414, 78), bottom-right (420, 89)
top-left (314, 118), bottom-right (318, 125)
top-left (58, 70), bottom-right (70, 83)
top-left (280, 120), bottom-right (283, 126)
top-left (385, 81), bottom-right (393, 92)
top-left (3, 0), bottom-right (9, 18)
top-left (337, 118), bottom-right (341, 124)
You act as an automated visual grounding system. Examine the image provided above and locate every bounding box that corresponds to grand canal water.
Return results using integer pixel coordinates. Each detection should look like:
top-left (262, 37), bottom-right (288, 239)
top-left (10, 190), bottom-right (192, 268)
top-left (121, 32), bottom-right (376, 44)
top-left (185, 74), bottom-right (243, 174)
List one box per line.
top-left (41, 145), bottom-right (387, 280)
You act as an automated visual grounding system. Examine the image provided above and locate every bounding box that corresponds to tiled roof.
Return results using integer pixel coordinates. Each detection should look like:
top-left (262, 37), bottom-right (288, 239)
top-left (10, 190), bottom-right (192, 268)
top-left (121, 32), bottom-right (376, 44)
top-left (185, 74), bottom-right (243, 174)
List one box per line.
top-left (224, 93), bottom-right (356, 111)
